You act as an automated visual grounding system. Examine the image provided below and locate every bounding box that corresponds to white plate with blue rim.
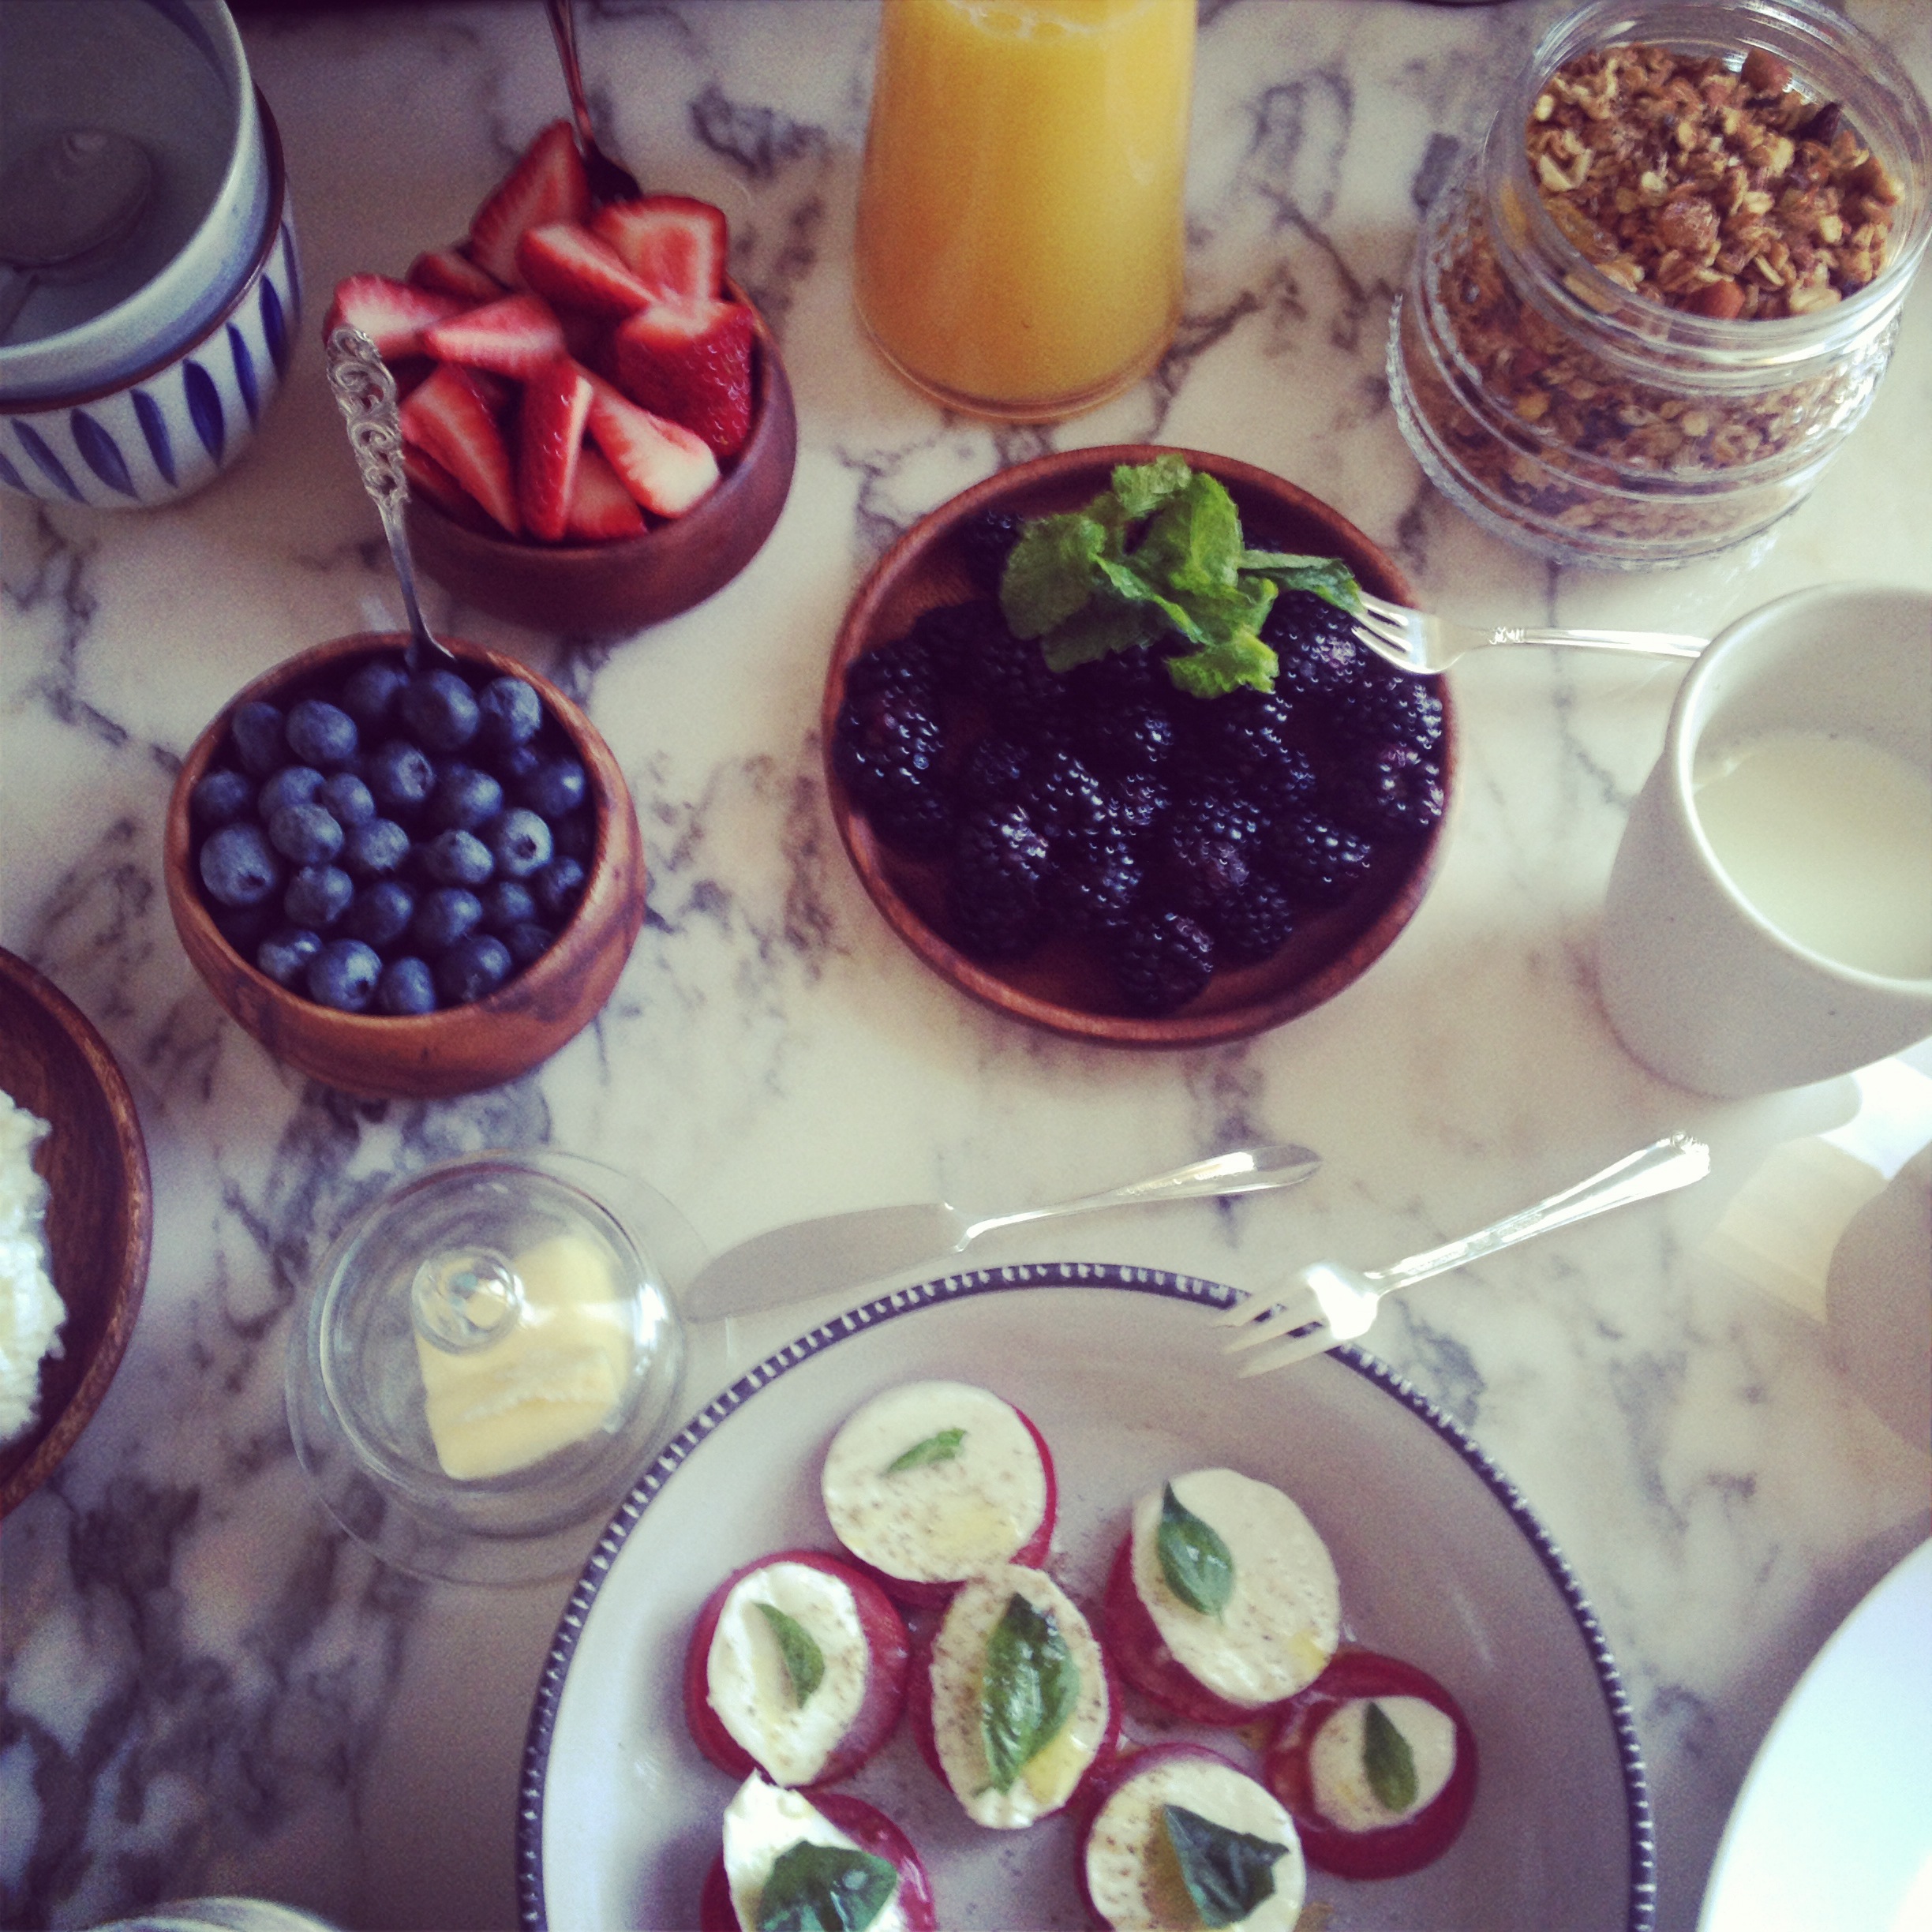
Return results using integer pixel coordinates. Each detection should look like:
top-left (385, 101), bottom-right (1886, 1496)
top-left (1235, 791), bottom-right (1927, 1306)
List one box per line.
top-left (519, 1264), bottom-right (1656, 1930)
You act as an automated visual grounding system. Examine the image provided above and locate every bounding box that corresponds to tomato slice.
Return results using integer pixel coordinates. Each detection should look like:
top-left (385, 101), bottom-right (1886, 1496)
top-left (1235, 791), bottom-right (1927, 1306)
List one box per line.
top-left (682, 1547), bottom-right (910, 1788)
top-left (1261, 1648), bottom-right (1478, 1879)
top-left (697, 1791), bottom-right (938, 1932)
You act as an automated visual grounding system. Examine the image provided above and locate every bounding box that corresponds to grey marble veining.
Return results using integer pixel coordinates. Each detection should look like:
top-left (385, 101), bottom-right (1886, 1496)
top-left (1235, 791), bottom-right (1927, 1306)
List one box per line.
top-left (3, 3), bottom-right (1930, 1929)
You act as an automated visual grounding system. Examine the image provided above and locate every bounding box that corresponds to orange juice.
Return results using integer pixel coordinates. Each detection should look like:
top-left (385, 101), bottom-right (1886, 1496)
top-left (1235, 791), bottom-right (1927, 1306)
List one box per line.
top-left (854, 0), bottom-right (1196, 420)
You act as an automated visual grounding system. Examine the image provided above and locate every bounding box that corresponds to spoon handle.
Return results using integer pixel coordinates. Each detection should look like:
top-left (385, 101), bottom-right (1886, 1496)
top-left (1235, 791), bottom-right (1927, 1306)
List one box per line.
top-left (324, 325), bottom-right (451, 671)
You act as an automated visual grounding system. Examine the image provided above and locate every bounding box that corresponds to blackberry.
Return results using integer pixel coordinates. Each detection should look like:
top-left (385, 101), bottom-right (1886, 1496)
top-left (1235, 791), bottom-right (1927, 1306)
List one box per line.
top-left (1247, 746), bottom-right (1320, 822)
top-left (1109, 911), bottom-right (1215, 1014)
top-left (1063, 647), bottom-right (1163, 715)
top-left (1012, 747), bottom-right (1110, 848)
top-left (948, 805), bottom-right (1054, 960)
top-left (1265, 811), bottom-right (1377, 905)
top-left (1329, 670), bottom-right (1445, 755)
top-left (1181, 690), bottom-right (1305, 788)
top-left (1208, 876), bottom-right (1298, 966)
top-left (957, 735), bottom-right (1033, 811)
top-left (1076, 701), bottom-right (1176, 777)
top-left (869, 783), bottom-right (957, 859)
top-left (904, 599), bottom-right (1002, 694)
top-left (844, 634), bottom-right (944, 708)
top-left (1267, 590), bottom-right (1369, 699)
top-left (1151, 788), bottom-right (1264, 915)
top-left (958, 510), bottom-right (1025, 595)
top-left (960, 612), bottom-right (1065, 730)
top-left (1327, 743), bottom-right (1446, 837)
top-left (1050, 832), bottom-right (1144, 938)
top-left (1108, 773), bottom-right (1172, 839)
top-left (832, 684), bottom-right (946, 817)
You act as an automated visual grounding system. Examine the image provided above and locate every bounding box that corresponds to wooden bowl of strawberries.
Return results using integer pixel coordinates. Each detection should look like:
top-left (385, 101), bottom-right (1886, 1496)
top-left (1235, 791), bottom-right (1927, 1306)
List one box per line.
top-left (324, 123), bottom-right (797, 638)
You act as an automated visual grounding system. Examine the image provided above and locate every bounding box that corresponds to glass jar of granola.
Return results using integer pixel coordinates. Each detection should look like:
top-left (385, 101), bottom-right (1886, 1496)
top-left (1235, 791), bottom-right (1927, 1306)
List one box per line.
top-left (1388, 0), bottom-right (1932, 569)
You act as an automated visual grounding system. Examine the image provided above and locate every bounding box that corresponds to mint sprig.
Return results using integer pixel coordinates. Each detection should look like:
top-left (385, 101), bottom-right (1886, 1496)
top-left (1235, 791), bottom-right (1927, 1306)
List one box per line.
top-left (998, 459), bottom-right (1361, 698)
top-left (1156, 1481), bottom-right (1235, 1618)
top-left (1364, 1700), bottom-right (1419, 1814)
top-left (755, 1840), bottom-right (898, 1932)
top-left (1160, 1803), bottom-right (1291, 1928)
top-left (981, 1593), bottom-right (1081, 1792)
top-left (754, 1602), bottom-right (825, 1706)
top-left (886, 1427), bottom-right (965, 1474)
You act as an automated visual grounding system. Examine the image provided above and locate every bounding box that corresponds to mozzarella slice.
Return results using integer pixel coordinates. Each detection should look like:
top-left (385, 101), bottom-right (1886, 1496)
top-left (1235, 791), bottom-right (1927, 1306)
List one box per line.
top-left (1307, 1694), bottom-right (1458, 1833)
top-left (722, 1776), bottom-right (908, 1932)
top-left (1129, 1469), bottom-right (1339, 1708)
top-left (930, 1564), bottom-right (1109, 1829)
top-left (706, 1560), bottom-right (871, 1787)
top-left (822, 1381), bottom-right (1047, 1585)
top-left (1086, 1755), bottom-right (1306, 1932)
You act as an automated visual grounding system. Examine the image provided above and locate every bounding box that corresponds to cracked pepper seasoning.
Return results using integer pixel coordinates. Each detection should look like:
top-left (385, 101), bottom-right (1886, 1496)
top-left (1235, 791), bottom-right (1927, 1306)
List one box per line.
top-left (1387, 0), bottom-right (1932, 569)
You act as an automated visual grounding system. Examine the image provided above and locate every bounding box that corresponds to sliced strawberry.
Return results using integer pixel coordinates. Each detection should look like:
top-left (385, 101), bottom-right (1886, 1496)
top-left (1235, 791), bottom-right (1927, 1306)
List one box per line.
top-left (612, 297), bottom-right (754, 459)
top-left (516, 221), bottom-right (661, 318)
top-left (583, 373), bottom-right (720, 519)
top-left (466, 120), bottom-right (591, 286)
top-left (407, 246), bottom-right (505, 304)
top-left (590, 194), bottom-right (728, 300)
top-left (403, 443), bottom-right (491, 530)
top-left (564, 445), bottom-right (647, 541)
top-left (399, 364), bottom-right (520, 535)
top-left (321, 273), bottom-right (469, 360)
top-left (518, 358), bottom-right (593, 541)
top-left (421, 294), bottom-right (568, 380)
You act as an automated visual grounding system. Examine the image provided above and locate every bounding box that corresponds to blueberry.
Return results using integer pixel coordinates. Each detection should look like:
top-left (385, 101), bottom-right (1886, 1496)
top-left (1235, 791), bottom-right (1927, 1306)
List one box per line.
top-left (502, 920), bottom-right (555, 969)
top-left (475, 676), bottom-right (543, 752)
top-left (341, 878), bottom-right (416, 946)
top-left (286, 698), bottom-right (359, 769)
top-left (429, 763), bottom-right (504, 833)
top-left (283, 863), bottom-right (354, 930)
top-left (200, 822), bottom-right (283, 907)
top-left (366, 739), bottom-right (435, 816)
top-left (268, 801), bottom-right (345, 867)
top-left (343, 817), bottom-right (411, 880)
top-left (319, 771), bottom-right (376, 828)
top-left (411, 886), bottom-right (484, 955)
top-left (482, 807), bottom-right (552, 880)
top-left (190, 768), bottom-right (254, 829)
top-left (376, 956), bottom-right (438, 1017)
top-left (492, 740), bottom-right (544, 788)
top-left (435, 934), bottom-right (512, 1005)
top-left (516, 753), bottom-right (587, 819)
top-left (307, 938), bottom-right (381, 1013)
top-left (551, 811), bottom-right (595, 861)
top-left (421, 828), bottom-right (494, 888)
top-left (529, 855), bottom-right (586, 922)
top-left (400, 670), bottom-right (480, 753)
top-left (339, 658), bottom-right (408, 733)
top-left (256, 926), bottom-right (323, 988)
top-left (479, 879), bottom-right (537, 932)
top-left (230, 701), bottom-right (286, 778)
top-left (256, 764), bottom-right (326, 821)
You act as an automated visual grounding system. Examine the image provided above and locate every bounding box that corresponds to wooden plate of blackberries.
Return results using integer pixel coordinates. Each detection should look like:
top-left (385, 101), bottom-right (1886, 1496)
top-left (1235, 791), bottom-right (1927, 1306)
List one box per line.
top-left (823, 447), bottom-right (1451, 1047)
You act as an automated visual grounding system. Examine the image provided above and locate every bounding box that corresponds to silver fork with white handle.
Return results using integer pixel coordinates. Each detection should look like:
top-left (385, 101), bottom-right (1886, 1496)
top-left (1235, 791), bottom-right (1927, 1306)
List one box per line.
top-left (1350, 590), bottom-right (1707, 677)
top-left (1216, 1133), bottom-right (1711, 1376)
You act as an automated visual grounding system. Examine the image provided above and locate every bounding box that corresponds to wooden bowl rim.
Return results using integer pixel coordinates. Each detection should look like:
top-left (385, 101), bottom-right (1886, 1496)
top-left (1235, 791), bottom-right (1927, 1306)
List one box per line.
top-left (824, 444), bottom-right (1451, 1048)
top-left (163, 631), bottom-right (640, 1063)
top-left (0, 947), bottom-right (153, 1516)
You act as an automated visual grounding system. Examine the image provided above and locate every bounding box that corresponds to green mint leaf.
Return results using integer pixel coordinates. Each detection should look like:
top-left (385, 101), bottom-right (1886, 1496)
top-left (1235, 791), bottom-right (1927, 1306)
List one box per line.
top-left (1038, 600), bottom-right (1164, 673)
top-left (981, 1593), bottom-right (1081, 1792)
top-left (755, 1840), bottom-right (898, 1932)
top-left (1241, 550), bottom-right (1364, 615)
top-left (1131, 472), bottom-right (1245, 597)
top-left (1160, 1803), bottom-right (1290, 1928)
top-left (886, 1427), bottom-right (966, 1473)
top-left (1166, 630), bottom-right (1279, 700)
top-left (754, 1603), bottom-right (826, 1706)
top-left (1093, 555), bottom-right (1208, 644)
top-left (1157, 1482), bottom-right (1235, 1616)
top-left (1001, 511), bottom-right (1108, 639)
top-left (1364, 1701), bottom-right (1419, 1814)
top-left (1106, 453), bottom-right (1194, 522)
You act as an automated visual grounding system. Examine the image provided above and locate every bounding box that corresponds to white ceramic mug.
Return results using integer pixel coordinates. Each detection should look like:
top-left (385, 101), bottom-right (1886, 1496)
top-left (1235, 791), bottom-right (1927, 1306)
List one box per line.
top-left (1599, 582), bottom-right (1932, 1099)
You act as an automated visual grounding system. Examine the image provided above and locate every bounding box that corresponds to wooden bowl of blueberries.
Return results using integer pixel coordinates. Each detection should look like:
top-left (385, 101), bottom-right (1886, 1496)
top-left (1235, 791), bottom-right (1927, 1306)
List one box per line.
top-left (164, 632), bottom-right (645, 1099)
top-left (824, 446), bottom-right (1452, 1047)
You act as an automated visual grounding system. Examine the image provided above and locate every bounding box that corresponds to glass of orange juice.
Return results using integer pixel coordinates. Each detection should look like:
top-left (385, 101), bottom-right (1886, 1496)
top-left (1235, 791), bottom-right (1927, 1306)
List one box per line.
top-left (854, 0), bottom-right (1196, 422)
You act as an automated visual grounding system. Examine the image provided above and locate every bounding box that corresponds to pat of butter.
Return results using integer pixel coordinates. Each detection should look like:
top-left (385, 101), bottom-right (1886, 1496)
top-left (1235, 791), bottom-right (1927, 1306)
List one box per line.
top-left (415, 1233), bottom-right (634, 1481)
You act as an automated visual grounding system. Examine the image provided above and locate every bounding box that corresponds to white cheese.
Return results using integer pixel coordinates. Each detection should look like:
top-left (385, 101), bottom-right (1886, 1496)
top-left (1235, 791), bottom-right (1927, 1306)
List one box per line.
top-left (0, 1088), bottom-right (64, 1447)
top-left (1130, 1470), bottom-right (1339, 1708)
top-left (1085, 1754), bottom-right (1305, 1932)
top-left (1308, 1694), bottom-right (1457, 1833)
top-left (822, 1380), bottom-right (1047, 1584)
top-left (707, 1560), bottom-right (871, 1786)
top-left (721, 1774), bottom-right (907, 1932)
top-left (930, 1564), bottom-right (1109, 1829)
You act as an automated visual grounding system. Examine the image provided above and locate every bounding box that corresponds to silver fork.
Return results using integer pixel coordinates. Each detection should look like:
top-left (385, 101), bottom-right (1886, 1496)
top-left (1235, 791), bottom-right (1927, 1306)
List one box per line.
top-left (1350, 590), bottom-right (1707, 676)
top-left (1215, 1133), bottom-right (1710, 1376)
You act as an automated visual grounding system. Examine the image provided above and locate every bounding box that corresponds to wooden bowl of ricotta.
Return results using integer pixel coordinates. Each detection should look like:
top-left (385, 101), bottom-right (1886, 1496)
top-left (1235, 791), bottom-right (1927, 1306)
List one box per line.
top-left (0, 948), bottom-right (152, 1515)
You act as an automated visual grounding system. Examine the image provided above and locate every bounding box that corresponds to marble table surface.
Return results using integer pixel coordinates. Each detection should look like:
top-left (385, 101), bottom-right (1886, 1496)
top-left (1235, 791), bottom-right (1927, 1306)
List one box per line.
top-left (4, 2), bottom-right (1930, 1928)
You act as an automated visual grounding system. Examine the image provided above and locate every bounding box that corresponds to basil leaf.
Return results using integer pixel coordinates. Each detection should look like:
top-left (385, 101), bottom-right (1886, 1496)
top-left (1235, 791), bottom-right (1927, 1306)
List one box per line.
top-left (754, 1602), bottom-right (825, 1706)
top-left (1156, 1482), bottom-right (1235, 1617)
top-left (1241, 550), bottom-right (1364, 616)
top-left (755, 1840), bottom-right (898, 1932)
top-left (1364, 1700), bottom-right (1419, 1814)
top-left (1161, 1803), bottom-right (1290, 1929)
top-left (981, 1593), bottom-right (1081, 1792)
top-left (885, 1427), bottom-right (966, 1474)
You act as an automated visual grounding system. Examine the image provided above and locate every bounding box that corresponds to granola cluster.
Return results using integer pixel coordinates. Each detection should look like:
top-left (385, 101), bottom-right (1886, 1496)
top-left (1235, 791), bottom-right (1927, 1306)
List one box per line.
top-left (1526, 43), bottom-right (1902, 321)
